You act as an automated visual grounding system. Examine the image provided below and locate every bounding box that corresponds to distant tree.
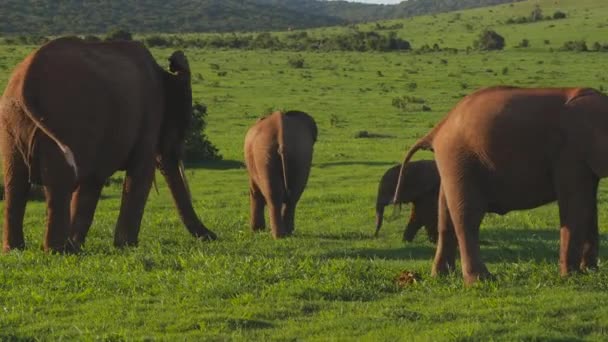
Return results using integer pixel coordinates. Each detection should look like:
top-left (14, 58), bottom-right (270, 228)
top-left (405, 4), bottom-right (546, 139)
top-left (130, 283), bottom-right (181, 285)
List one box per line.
top-left (530, 5), bottom-right (543, 22)
top-left (553, 10), bottom-right (567, 20)
top-left (474, 29), bottom-right (505, 51)
top-left (105, 28), bottom-right (132, 41)
top-left (183, 102), bottom-right (221, 162)
top-left (561, 40), bottom-right (588, 52)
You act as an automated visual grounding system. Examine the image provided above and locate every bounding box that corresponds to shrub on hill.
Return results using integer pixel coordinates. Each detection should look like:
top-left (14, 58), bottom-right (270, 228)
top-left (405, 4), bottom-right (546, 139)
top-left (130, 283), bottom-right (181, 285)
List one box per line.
top-left (183, 102), bottom-right (222, 163)
top-left (473, 29), bottom-right (505, 51)
top-left (105, 28), bottom-right (133, 41)
top-left (561, 40), bottom-right (588, 52)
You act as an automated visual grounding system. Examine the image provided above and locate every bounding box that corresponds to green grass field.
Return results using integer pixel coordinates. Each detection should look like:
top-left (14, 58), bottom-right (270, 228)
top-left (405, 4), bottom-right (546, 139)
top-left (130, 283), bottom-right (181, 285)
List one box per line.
top-left (2, 0), bottom-right (608, 340)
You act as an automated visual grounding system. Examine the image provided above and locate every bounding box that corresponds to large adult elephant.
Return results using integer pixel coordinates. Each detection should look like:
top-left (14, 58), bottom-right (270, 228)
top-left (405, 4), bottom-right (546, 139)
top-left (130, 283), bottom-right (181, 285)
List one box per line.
top-left (0, 37), bottom-right (216, 253)
top-left (244, 111), bottom-right (317, 238)
top-left (395, 86), bottom-right (607, 285)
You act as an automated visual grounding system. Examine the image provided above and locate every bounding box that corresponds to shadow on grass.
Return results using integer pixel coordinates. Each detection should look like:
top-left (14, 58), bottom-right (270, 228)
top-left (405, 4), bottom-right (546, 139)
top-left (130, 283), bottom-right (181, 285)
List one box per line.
top-left (185, 159), bottom-right (245, 170)
top-left (319, 227), bottom-right (606, 263)
top-left (315, 161), bottom-right (398, 169)
top-left (323, 245), bottom-right (435, 260)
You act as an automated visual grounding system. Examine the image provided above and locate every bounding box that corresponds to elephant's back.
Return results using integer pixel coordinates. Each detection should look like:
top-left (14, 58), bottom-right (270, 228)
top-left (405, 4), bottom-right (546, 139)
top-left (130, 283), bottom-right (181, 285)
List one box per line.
top-left (18, 38), bottom-right (164, 178)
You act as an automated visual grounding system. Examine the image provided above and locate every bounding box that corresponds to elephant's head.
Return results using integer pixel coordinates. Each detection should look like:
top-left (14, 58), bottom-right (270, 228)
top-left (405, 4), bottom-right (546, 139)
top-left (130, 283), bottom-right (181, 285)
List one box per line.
top-left (156, 50), bottom-right (216, 240)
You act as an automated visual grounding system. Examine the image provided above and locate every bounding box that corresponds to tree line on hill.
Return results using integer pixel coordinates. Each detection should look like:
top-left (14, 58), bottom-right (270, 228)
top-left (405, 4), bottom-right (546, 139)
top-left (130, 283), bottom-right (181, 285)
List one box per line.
top-left (0, 0), bottom-right (521, 35)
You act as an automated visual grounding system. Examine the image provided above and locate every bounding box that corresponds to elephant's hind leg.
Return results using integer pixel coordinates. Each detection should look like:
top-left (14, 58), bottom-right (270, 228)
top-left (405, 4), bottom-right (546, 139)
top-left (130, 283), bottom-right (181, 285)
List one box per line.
top-left (2, 149), bottom-right (31, 252)
top-left (281, 200), bottom-right (296, 235)
top-left (39, 143), bottom-right (77, 253)
top-left (69, 180), bottom-right (104, 250)
top-left (432, 186), bottom-right (457, 276)
top-left (581, 191), bottom-right (599, 271)
top-left (440, 174), bottom-right (489, 285)
top-left (43, 186), bottom-right (72, 252)
top-left (114, 159), bottom-right (155, 247)
top-left (555, 162), bottom-right (598, 275)
top-left (249, 180), bottom-right (266, 231)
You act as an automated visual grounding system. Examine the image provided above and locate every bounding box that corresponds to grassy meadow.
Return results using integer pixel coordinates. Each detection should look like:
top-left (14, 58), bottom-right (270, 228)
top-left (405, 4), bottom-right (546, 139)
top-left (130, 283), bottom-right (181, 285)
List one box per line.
top-left (2, 0), bottom-right (608, 340)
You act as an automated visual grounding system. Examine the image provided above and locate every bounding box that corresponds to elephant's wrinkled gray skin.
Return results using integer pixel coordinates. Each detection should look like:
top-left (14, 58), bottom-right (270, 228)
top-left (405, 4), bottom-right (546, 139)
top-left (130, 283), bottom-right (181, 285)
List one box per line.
top-left (244, 111), bottom-right (317, 238)
top-left (395, 86), bottom-right (607, 285)
top-left (375, 162), bottom-right (439, 243)
top-left (0, 37), bottom-right (216, 253)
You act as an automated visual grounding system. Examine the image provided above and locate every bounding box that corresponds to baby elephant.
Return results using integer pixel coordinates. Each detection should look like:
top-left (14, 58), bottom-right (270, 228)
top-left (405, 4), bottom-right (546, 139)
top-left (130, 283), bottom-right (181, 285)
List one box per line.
top-left (244, 111), bottom-right (317, 238)
top-left (375, 161), bottom-right (439, 243)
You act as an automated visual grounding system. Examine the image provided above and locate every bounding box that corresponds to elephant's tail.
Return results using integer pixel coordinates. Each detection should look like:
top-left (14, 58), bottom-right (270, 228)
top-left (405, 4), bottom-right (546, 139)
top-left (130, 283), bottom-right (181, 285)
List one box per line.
top-left (18, 54), bottom-right (78, 179)
top-left (278, 114), bottom-right (290, 201)
top-left (393, 137), bottom-right (433, 204)
top-left (374, 202), bottom-right (385, 237)
top-left (20, 99), bottom-right (78, 180)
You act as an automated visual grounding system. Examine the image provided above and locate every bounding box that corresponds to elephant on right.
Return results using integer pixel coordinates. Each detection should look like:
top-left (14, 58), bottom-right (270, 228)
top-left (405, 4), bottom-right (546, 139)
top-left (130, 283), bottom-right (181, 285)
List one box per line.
top-left (395, 86), bottom-right (608, 285)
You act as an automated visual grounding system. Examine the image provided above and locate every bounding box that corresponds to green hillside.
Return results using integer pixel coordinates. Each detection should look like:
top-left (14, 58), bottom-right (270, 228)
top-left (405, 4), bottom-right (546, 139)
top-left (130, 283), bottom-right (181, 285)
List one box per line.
top-left (0, 0), bottom-right (518, 35)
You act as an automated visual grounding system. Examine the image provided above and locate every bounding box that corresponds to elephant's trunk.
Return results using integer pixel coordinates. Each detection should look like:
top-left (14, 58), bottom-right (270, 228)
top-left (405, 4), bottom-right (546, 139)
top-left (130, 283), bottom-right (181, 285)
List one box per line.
top-left (159, 158), bottom-right (216, 240)
top-left (374, 203), bottom-right (385, 237)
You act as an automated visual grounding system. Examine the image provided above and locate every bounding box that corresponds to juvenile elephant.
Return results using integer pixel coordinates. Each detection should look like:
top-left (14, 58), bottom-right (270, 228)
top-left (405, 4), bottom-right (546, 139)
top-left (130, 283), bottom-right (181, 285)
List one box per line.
top-left (0, 37), bottom-right (216, 253)
top-left (374, 161), bottom-right (439, 243)
top-left (395, 86), bottom-right (607, 285)
top-left (244, 111), bottom-right (317, 238)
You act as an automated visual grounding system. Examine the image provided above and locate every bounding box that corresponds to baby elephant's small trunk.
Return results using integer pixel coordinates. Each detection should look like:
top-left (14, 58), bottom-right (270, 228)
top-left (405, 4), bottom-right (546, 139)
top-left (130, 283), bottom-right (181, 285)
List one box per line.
top-left (374, 203), bottom-right (386, 237)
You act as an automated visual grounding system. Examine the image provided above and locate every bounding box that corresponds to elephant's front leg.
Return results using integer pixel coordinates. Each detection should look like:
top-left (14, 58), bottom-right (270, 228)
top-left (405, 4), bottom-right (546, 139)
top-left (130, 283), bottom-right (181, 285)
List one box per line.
top-left (2, 149), bottom-right (31, 252)
top-left (114, 160), bottom-right (155, 247)
top-left (249, 180), bottom-right (266, 231)
top-left (69, 180), bottom-right (104, 250)
top-left (431, 186), bottom-right (457, 276)
top-left (555, 162), bottom-right (598, 275)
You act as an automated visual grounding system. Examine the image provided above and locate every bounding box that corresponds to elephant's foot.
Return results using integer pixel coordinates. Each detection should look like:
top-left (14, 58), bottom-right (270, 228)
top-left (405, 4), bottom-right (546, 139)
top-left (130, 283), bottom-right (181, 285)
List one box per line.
top-left (431, 260), bottom-right (454, 277)
top-left (43, 242), bottom-right (76, 254)
top-left (462, 263), bottom-right (494, 286)
top-left (2, 241), bottom-right (25, 253)
top-left (114, 233), bottom-right (139, 248)
top-left (580, 259), bottom-right (599, 272)
top-left (196, 228), bottom-right (217, 241)
top-left (251, 225), bottom-right (265, 232)
top-left (271, 229), bottom-right (288, 239)
top-left (66, 237), bottom-right (84, 253)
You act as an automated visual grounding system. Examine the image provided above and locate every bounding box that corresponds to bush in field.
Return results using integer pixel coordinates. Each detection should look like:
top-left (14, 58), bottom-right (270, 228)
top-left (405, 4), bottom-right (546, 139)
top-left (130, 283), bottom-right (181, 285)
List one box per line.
top-left (391, 95), bottom-right (426, 111)
top-left (144, 35), bottom-right (171, 47)
top-left (561, 40), bottom-right (588, 52)
top-left (591, 42), bottom-right (608, 52)
top-left (474, 29), bottom-right (505, 51)
top-left (517, 39), bottom-right (530, 48)
top-left (553, 11), bottom-right (567, 20)
top-left (287, 55), bottom-right (305, 68)
top-left (183, 102), bottom-right (222, 162)
top-left (105, 28), bottom-right (132, 41)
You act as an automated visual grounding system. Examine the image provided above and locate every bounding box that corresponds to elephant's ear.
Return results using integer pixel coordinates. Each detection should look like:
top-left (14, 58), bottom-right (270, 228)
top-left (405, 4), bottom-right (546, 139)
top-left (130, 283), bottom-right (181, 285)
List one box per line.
top-left (169, 50), bottom-right (190, 75)
top-left (307, 115), bottom-right (318, 143)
